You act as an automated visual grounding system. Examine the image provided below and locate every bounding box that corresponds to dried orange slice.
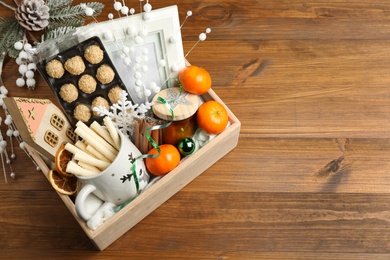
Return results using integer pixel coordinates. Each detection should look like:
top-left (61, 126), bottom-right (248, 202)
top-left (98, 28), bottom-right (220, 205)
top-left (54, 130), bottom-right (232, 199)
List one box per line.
top-left (54, 143), bottom-right (73, 177)
top-left (48, 169), bottom-right (78, 195)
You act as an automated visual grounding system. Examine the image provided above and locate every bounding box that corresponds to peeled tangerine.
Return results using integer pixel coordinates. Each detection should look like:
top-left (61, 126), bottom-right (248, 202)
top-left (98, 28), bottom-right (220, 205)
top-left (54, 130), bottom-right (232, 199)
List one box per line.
top-left (178, 65), bottom-right (212, 95)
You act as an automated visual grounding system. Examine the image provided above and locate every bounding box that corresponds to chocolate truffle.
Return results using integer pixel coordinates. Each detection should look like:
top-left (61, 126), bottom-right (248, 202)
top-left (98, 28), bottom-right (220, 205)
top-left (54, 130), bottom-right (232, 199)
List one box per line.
top-left (91, 96), bottom-right (109, 116)
top-left (45, 59), bottom-right (64, 79)
top-left (74, 104), bottom-right (91, 123)
top-left (64, 56), bottom-right (85, 75)
top-left (59, 83), bottom-right (78, 103)
top-left (84, 45), bottom-right (104, 64)
top-left (78, 74), bottom-right (97, 94)
top-left (108, 86), bottom-right (123, 104)
top-left (96, 64), bottom-right (115, 84)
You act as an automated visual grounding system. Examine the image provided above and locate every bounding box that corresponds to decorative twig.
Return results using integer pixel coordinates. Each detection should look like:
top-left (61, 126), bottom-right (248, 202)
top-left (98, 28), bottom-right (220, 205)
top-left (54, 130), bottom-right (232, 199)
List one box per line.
top-left (0, 0), bottom-right (16, 11)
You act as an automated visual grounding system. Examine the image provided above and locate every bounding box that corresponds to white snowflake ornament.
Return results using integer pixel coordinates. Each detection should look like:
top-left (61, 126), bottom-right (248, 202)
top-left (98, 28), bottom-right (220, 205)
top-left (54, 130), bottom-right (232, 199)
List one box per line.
top-left (93, 90), bottom-right (152, 138)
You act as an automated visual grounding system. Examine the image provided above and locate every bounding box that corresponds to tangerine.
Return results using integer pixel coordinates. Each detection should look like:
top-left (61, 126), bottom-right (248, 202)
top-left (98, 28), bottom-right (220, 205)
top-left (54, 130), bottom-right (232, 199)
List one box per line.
top-left (145, 144), bottom-right (181, 176)
top-left (178, 65), bottom-right (211, 95)
top-left (197, 101), bottom-right (229, 134)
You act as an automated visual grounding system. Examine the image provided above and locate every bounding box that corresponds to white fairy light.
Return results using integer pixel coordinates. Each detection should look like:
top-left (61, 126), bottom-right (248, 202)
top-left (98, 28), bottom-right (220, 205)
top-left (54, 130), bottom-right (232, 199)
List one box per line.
top-left (23, 43), bottom-right (32, 51)
top-left (143, 3), bottom-right (152, 12)
top-left (14, 41), bottom-right (23, 51)
top-left (141, 64), bottom-right (148, 72)
top-left (134, 71), bottom-right (142, 79)
top-left (180, 10), bottom-right (192, 28)
top-left (121, 6), bottom-right (129, 15)
top-left (171, 64), bottom-right (180, 72)
top-left (184, 28), bottom-right (212, 58)
top-left (114, 1), bottom-right (122, 11)
top-left (139, 28), bottom-right (148, 37)
top-left (18, 51), bottom-right (28, 60)
top-left (25, 70), bottom-right (34, 79)
top-left (26, 78), bottom-right (36, 88)
top-left (123, 57), bottom-right (131, 65)
top-left (199, 33), bottom-right (207, 41)
top-left (27, 63), bottom-right (36, 71)
top-left (18, 64), bottom-right (28, 75)
top-left (170, 35), bottom-right (179, 43)
top-left (103, 31), bottom-right (114, 40)
top-left (16, 78), bottom-right (25, 87)
top-left (85, 7), bottom-right (94, 16)
top-left (159, 59), bottom-right (166, 67)
top-left (134, 36), bottom-right (143, 44)
top-left (144, 89), bottom-right (151, 97)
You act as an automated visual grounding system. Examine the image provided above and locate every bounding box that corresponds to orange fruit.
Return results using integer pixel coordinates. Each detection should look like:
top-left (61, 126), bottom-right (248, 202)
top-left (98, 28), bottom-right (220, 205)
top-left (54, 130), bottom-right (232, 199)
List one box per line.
top-left (54, 143), bottom-right (73, 177)
top-left (197, 100), bottom-right (229, 134)
top-left (48, 169), bottom-right (78, 195)
top-left (178, 65), bottom-right (211, 95)
top-left (145, 144), bottom-right (181, 176)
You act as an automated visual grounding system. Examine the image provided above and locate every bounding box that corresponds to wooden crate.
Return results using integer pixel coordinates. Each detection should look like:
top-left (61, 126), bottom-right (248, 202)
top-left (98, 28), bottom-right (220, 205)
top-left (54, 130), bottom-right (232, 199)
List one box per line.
top-left (28, 88), bottom-right (241, 250)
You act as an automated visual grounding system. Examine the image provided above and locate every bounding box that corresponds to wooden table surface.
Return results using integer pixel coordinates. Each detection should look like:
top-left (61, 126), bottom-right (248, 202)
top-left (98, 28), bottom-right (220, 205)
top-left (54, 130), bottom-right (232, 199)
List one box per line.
top-left (2, 0), bottom-right (390, 259)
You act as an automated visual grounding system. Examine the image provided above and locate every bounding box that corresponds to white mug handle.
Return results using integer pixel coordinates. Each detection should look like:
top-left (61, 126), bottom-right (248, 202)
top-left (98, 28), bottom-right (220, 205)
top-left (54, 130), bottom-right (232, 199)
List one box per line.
top-left (75, 184), bottom-right (97, 221)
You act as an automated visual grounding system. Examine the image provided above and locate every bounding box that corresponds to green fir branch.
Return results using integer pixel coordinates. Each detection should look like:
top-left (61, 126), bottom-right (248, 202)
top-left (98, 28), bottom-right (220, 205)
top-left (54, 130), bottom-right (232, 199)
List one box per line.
top-left (84, 2), bottom-right (105, 15)
top-left (0, 17), bottom-right (15, 35)
top-left (46, 0), bottom-right (73, 11)
top-left (47, 17), bottom-right (84, 29)
top-left (49, 2), bottom-right (104, 22)
top-left (0, 20), bottom-right (24, 58)
top-left (44, 26), bottom-right (77, 41)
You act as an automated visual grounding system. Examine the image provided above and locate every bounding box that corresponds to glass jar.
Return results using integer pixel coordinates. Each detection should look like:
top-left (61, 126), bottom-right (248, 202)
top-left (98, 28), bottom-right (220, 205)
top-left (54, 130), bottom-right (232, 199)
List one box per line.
top-left (152, 87), bottom-right (199, 146)
top-left (162, 114), bottom-right (197, 146)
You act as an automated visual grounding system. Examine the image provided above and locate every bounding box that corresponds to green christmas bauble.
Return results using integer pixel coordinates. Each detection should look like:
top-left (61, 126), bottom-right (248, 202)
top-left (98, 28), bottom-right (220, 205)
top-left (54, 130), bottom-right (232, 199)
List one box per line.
top-left (178, 137), bottom-right (196, 156)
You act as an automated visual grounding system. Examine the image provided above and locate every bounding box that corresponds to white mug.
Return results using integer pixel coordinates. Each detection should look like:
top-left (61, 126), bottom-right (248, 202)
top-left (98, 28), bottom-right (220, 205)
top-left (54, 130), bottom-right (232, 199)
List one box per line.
top-left (75, 130), bottom-right (149, 221)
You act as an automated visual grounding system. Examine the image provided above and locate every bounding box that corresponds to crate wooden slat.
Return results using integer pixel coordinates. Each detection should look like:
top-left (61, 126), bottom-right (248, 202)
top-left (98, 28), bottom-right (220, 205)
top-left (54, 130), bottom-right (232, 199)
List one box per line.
top-left (27, 88), bottom-right (240, 250)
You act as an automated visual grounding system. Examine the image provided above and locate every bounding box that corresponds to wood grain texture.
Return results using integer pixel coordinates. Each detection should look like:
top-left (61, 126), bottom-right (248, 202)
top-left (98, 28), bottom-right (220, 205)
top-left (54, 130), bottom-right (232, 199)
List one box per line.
top-left (1, 0), bottom-right (390, 258)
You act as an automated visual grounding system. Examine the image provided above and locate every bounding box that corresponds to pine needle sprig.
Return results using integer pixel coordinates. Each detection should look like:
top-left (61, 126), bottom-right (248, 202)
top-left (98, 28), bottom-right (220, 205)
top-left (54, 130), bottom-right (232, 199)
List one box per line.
top-left (46, 0), bottom-right (73, 11)
top-left (46, 18), bottom-right (84, 30)
top-left (48, 2), bottom-right (104, 22)
top-left (48, 27), bottom-right (76, 39)
top-left (0, 0), bottom-right (104, 59)
top-left (43, 1), bottom-right (104, 44)
top-left (0, 17), bottom-right (15, 34)
top-left (44, 26), bottom-right (78, 41)
top-left (0, 19), bottom-right (23, 58)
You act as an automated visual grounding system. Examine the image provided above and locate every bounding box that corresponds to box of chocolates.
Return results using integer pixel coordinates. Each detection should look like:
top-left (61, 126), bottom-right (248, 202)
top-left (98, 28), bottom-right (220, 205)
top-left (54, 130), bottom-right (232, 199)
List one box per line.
top-left (37, 37), bottom-right (128, 127)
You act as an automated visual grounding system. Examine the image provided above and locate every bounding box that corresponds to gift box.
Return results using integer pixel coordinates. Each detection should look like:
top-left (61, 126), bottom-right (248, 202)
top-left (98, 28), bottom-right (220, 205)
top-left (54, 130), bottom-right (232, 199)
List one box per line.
top-left (1, 4), bottom-right (241, 250)
top-left (27, 87), bottom-right (240, 250)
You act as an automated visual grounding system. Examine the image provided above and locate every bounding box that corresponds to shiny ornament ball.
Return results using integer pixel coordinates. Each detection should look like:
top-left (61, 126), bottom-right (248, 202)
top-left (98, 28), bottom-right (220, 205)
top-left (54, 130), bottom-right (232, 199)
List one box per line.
top-left (178, 138), bottom-right (196, 156)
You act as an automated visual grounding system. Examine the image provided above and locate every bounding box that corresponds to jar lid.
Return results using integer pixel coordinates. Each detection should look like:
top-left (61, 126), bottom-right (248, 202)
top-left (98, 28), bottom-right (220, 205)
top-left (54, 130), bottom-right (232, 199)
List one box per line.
top-left (152, 87), bottom-right (199, 121)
